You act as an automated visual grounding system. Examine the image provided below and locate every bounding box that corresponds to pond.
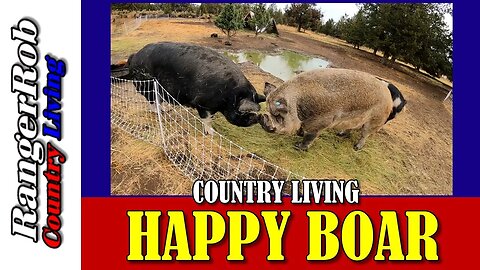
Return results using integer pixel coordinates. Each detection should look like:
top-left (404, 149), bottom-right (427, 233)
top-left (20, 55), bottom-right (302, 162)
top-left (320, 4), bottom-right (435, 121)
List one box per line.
top-left (224, 50), bottom-right (330, 81)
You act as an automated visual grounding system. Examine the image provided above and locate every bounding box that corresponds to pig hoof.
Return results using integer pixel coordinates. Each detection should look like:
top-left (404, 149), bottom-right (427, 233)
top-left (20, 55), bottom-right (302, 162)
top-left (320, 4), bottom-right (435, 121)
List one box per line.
top-left (353, 144), bottom-right (363, 151)
top-left (296, 128), bottom-right (305, 137)
top-left (294, 142), bottom-right (309, 151)
top-left (337, 131), bottom-right (350, 138)
top-left (203, 127), bottom-right (215, 135)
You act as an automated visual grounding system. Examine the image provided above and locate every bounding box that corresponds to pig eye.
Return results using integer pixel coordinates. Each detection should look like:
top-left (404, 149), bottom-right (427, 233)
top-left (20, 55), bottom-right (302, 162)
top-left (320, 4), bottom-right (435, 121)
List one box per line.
top-left (275, 101), bottom-right (281, 107)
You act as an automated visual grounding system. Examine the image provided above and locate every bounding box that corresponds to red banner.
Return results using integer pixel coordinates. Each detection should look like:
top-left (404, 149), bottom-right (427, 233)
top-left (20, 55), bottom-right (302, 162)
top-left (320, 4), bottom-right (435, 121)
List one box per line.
top-left (82, 197), bottom-right (479, 269)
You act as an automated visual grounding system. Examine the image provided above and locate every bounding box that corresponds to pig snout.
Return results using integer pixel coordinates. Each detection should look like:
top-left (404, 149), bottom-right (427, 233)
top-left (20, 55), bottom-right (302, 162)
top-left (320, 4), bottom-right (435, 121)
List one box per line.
top-left (244, 112), bottom-right (261, 126)
top-left (258, 114), bottom-right (276, 133)
top-left (226, 111), bottom-right (261, 127)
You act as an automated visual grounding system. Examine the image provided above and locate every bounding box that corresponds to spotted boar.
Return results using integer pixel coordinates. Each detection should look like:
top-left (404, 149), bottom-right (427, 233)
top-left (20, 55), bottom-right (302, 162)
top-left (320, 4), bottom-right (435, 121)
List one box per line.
top-left (112, 42), bottom-right (265, 134)
top-left (258, 68), bottom-right (406, 150)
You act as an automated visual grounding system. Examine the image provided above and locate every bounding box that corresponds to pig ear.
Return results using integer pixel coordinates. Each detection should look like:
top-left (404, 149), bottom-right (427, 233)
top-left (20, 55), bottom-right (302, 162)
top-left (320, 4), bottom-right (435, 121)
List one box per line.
top-left (256, 93), bottom-right (266, 103)
top-left (264, 82), bottom-right (277, 96)
top-left (238, 98), bottom-right (261, 113)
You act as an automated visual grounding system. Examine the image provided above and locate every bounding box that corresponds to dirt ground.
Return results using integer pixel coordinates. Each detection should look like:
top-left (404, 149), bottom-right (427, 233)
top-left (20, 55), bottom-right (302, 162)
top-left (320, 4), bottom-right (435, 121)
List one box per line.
top-left (111, 18), bottom-right (452, 195)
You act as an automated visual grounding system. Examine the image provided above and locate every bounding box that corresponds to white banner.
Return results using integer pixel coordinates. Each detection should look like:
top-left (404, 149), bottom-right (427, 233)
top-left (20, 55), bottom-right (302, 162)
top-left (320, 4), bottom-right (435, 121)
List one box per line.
top-left (0, 0), bottom-right (81, 269)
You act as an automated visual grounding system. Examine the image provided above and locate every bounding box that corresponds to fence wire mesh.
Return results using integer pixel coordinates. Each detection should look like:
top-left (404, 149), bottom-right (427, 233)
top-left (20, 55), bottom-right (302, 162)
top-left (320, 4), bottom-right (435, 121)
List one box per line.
top-left (111, 76), bottom-right (304, 193)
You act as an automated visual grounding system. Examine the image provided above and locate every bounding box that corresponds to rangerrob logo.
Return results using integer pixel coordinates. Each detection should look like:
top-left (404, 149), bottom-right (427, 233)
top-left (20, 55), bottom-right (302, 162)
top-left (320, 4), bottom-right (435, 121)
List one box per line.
top-left (10, 17), bottom-right (67, 249)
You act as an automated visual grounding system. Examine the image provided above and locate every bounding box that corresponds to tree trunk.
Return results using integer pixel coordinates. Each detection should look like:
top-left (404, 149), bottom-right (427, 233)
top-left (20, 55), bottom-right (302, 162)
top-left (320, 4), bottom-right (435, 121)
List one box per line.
top-left (381, 54), bottom-right (389, 65)
top-left (373, 48), bottom-right (378, 55)
top-left (297, 24), bottom-right (301, 32)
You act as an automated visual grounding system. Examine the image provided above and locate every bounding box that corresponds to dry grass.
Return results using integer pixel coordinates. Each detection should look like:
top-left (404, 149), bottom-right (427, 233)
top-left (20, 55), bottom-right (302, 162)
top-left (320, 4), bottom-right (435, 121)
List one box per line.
top-left (110, 79), bottom-right (190, 195)
top-left (111, 18), bottom-right (219, 62)
top-left (111, 126), bottom-right (191, 195)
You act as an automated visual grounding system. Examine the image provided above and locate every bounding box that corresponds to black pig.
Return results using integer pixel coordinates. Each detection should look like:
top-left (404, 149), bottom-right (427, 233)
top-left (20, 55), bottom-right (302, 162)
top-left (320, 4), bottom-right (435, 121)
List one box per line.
top-left (113, 42), bottom-right (265, 134)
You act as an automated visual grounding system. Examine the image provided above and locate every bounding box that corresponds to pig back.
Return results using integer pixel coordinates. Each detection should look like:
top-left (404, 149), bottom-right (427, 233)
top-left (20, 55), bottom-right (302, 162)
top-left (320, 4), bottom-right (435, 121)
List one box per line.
top-left (128, 42), bottom-right (252, 110)
top-left (286, 68), bottom-right (393, 117)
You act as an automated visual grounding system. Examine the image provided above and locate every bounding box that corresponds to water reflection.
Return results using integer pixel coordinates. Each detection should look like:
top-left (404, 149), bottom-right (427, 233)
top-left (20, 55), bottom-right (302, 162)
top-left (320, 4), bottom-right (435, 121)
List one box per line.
top-left (224, 50), bottom-right (329, 81)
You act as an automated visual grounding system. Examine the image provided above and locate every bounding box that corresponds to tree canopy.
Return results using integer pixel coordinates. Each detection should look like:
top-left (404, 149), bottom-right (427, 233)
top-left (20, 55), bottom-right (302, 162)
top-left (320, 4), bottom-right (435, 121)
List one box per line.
top-left (214, 4), bottom-right (244, 39)
top-left (284, 4), bottom-right (323, 32)
top-left (321, 3), bottom-right (452, 80)
top-left (249, 4), bottom-right (271, 36)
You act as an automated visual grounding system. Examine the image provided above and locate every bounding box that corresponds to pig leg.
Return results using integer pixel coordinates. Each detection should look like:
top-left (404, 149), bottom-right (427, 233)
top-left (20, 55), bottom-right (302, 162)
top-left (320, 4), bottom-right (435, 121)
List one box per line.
top-left (354, 127), bottom-right (368, 151)
top-left (354, 122), bottom-right (382, 150)
top-left (294, 132), bottom-right (318, 151)
top-left (198, 109), bottom-right (215, 135)
top-left (294, 119), bottom-right (331, 151)
top-left (296, 126), bottom-right (304, 137)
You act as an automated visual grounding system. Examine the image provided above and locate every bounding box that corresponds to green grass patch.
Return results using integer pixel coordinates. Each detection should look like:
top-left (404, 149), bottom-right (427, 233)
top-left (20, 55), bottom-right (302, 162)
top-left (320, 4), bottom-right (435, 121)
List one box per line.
top-left (213, 115), bottom-right (410, 194)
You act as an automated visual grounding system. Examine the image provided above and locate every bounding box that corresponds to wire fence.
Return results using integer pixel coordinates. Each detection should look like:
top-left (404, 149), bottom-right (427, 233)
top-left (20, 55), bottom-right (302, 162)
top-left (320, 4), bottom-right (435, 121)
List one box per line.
top-left (111, 76), bottom-right (304, 193)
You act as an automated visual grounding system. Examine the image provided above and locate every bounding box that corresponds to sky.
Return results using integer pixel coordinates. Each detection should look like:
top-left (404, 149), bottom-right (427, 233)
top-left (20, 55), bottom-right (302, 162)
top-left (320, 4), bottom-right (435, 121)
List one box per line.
top-left (275, 3), bottom-right (359, 22)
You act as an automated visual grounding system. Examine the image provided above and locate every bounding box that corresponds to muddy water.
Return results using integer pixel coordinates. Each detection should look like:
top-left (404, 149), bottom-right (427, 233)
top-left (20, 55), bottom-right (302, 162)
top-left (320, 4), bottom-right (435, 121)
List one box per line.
top-left (224, 50), bottom-right (329, 81)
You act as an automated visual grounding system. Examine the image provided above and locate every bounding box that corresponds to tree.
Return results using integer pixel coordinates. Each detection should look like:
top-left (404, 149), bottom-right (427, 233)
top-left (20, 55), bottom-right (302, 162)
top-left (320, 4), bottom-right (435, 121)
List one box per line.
top-left (319, 18), bottom-right (336, 36)
top-left (198, 3), bottom-right (224, 16)
top-left (238, 3), bottom-right (252, 17)
top-left (344, 9), bottom-right (368, 49)
top-left (410, 7), bottom-right (452, 79)
top-left (305, 6), bottom-right (323, 31)
top-left (249, 4), bottom-right (271, 36)
top-left (355, 3), bottom-right (452, 79)
top-left (361, 4), bottom-right (383, 55)
top-left (156, 4), bottom-right (192, 14)
top-left (215, 4), bottom-right (244, 39)
top-left (112, 3), bottom-right (159, 11)
top-left (335, 14), bottom-right (350, 39)
top-left (400, 4), bottom-right (452, 79)
top-left (284, 4), bottom-right (323, 32)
